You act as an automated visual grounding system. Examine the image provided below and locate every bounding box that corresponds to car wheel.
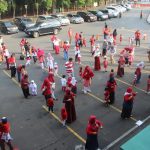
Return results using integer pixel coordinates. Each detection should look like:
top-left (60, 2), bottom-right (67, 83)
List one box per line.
top-left (33, 32), bottom-right (39, 38)
top-left (73, 20), bottom-right (76, 24)
top-left (53, 29), bottom-right (58, 35)
top-left (87, 19), bottom-right (90, 22)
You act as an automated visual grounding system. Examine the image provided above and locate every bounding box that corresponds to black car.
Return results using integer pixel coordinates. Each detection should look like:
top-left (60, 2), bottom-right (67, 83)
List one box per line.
top-left (0, 21), bottom-right (19, 34)
top-left (77, 11), bottom-right (97, 22)
top-left (14, 17), bottom-right (35, 31)
top-left (25, 20), bottom-right (62, 38)
top-left (88, 10), bottom-right (108, 21)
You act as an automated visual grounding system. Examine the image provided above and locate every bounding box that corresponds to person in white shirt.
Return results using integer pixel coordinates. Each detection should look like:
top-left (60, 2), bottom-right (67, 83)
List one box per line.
top-left (29, 80), bottom-right (37, 96)
top-left (61, 75), bottom-right (67, 91)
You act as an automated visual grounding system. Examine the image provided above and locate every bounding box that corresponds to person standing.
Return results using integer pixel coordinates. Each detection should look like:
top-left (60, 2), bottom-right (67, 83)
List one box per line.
top-left (63, 89), bottom-right (76, 124)
top-left (8, 53), bottom-right (16, 78)
top-left (85, 115), bottom-right (103, 150)
top-left (117, 55), bottom-right (125, 77)
top-left (90, 35), bottom-right (95, 52)
top-left (0, 117), bottom-right (14, 150)
top-left (53, 37), bottom-right (61, 54)
top-left (112, 29), bottom-right (117, 45)
top-left (16, 64), bottom-right (22, 82)
top-left (106, 77), bottom-right (117, 104)
top-left (82, 66), bottom-right (94, 94)
top-left (46, 52), bottom-right (54, 72)
top-left (121, 87), bottom-right (137, 119)
top-left (61, 107), bottom-right (68, 127)
top-left (103, 56), bottom-right (108, 72)
top-left (2, 45), bottom-right (10, 70)
top-left (103, 25), bottom-right (110, 40)
top-left (135, 30), bottom-right (141, 46)
top-left (41, 78), bottom-right (51, 101)
top-left (21, 74), bottom-right (30, 99)
top-left (102, 40), bottom-right (108, 56)
top-left (63, 41), bottom-right (70, 60)
top-left (94, 44), bottom-right (101, 71)
top-left (68, 27), bottom-right (73, 44)
top-left (65, 58), bottom-right (74, 77)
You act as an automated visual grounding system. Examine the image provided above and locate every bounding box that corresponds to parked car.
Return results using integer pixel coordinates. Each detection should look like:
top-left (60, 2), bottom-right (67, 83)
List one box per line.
top-left (88, 10), bottom-right (108, 21)
top-left (51, 14), bottom-right (70, 26)
top-left (106, 6), bottom-right (121, 14)
top-left (25, 20), bottom-right (62, 38)
top-left (99, 9), bottom-right (114, 18)
top-left (110, 4), bottom-right (126, 13)
top-left (67, 14), bottom-right (84, 24)
top-left (0, 21), bottom-right (19, 34)
top-left (120, 3), bottom-right (132, 10)
top-left (36, 15), bottom-right (56, 23)
top-left (77, 11), bottom-right (97, 22)
top-left (13, 17), bottom-right (35, 31)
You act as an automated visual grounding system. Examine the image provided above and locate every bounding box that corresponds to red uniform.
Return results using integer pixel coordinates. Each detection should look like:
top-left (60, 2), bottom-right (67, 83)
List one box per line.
top-left (147, 78), bottom-right (150, 92)
top-left (61, 107), bottom-right (68, 121)
top-left (41, 78), bottom-right (51, 96)
top-left (104, 90), bottom-right (110, 103)
top-left (47, 97), bottom-right (54, 107)
top-left (103, 59), bottom-right (108, 69)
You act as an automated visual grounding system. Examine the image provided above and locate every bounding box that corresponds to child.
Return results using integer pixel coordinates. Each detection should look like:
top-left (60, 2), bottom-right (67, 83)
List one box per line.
top-left (103, 56), bottom-right (108, 72)
top-left (39, 55), bottom-right (45, 69)
top-left (32, 49), bottom-right (37, 64)
top-left (61, 75), bottom-right (67, 92)
top-left (67, 76), bottom-right (72, 89)
top-left (29, 80), bottom-right (37, 96)
top-left (146, 75), bottom-right (150, 94)
top-left (82, 38), bottom-right (87, 47)
top-left (120, 34), bottom-right (122, 44)
top-left (74, 45), bottom-right (80, 62)
top-left (61, 107), bottom-right (67, 126)
top-left (133, 73), bottom-right (137, 86)
top-left (71, 77), bottom-right (77, 95)
top-left (47, 96), bottom-right (54, 112)
top-left (25, 55), bottom-right (31, 66)
top-left (104, 87), bottom-right (110, 106)
top-left (109, 69), bottom-right (114, 79)
top-left (54, 62), bottom-right (58, 75)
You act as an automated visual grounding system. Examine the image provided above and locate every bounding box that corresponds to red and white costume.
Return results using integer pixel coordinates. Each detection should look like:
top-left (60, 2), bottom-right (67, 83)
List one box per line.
top-left (53, 38), bottom-right (61, 54)
top-left (46, 52), bottom-right (54, 72)
top-left (65, 61), bottom-right (74, 77)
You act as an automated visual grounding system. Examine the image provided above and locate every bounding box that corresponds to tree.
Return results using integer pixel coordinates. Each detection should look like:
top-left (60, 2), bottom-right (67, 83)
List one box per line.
top-left (0, 0), bottom-right (8, 18)
top-left (77, 0), bottom-right (85, 7)
top-left (42, 0), bottom-right (52, 12)
top-left (85, 0), bottom-right (93, 6)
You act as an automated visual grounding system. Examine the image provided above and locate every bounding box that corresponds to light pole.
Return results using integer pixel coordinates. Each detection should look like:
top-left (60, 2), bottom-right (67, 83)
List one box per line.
top-left (24, 5), bottom-right (28, 17)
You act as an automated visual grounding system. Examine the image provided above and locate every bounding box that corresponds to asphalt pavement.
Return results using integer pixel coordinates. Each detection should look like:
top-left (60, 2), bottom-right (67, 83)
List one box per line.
top-left (0, 7), bottom-right (150, 150)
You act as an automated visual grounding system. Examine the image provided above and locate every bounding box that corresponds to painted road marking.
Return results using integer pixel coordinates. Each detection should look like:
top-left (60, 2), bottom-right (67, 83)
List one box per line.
top-left (2, 70), bottom-right (86, 144)
top-left (42, 105), bottom-right (86, 143)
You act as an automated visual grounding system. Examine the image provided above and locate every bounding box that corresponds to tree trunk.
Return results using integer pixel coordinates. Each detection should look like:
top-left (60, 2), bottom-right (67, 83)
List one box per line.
top-left (52, 0), bottom-right (56, 13)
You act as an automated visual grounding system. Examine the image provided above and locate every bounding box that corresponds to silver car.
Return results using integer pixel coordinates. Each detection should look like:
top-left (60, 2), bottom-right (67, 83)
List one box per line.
top-left (67, 14), bottom-right (84, 24)
top-left (51, 14), bottom-right (70, 26)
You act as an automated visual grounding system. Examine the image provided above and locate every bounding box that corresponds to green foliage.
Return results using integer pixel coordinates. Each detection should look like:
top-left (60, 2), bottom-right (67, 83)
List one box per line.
top-left (0, 0), bottom-right (8, 14)
top-left (42, 0), bottom-right (53, 11)
top-left (77, 0), bottom-right (85, 7)
top-left (85, 0), bottom-right (93, 6)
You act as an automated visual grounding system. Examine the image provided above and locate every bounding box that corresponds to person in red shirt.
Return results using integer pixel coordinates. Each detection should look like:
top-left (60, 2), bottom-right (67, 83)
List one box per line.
top-left (103, 56), bottom-right (108, 72)
top-left (103, 25), bottom-right (110, 40)
top-left (82, 37), bottom-right (86, 47)
top-left (16, 64), bottom-right (22, 82)
top-left (117, 55), bottom-right (125, 77)
top-left (8, 53), bottom-right (16, 78)
top-left (41, 78), bottom-right (51, 101)
top-left (121, 87), bottom-right (137, 119)
top-left (61, 107), bottom-right (68, 126)
top-left (0, 117), bottom-right (14, 150)
top-left (85, 115), bottom-right (103, 150)
top-left (47, 96), bottom-right (54, 112)
top-left (135, 30), bottom-right (141, 46)
top-left (146, 75), bottom-right (150, 94)
top-left (90, 35), bottom-right (95, 52)
top-left (106, 77), bottom-right (117, 104)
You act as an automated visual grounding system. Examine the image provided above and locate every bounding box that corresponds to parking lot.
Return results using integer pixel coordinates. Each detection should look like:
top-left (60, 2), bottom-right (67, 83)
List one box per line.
top-left (0, 7), bottom-right (150, 150)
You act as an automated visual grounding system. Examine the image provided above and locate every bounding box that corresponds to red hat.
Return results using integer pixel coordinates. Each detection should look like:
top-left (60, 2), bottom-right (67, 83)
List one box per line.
top-left (127, 87), bottom-right (132, 93)
top-left (89, 115), bottom-right (96, 124)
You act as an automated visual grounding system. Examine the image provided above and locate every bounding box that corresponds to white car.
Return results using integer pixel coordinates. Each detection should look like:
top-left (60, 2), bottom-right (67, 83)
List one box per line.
top-left (67, 14), bottom-right (84, 24)
top-left (51, 14), bottom-right (70, 26)
top-left (111, 5), bottom-right (126, 13)
top-left (106, 6), bottom-right (121, 14)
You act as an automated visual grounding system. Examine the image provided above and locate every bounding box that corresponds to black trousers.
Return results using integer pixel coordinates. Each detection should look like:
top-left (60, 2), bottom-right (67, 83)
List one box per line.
top-left (109, 92), bottom-right (115, 104)
top-left (10, 66), bottom-right (16, 78)
top-left (22, 88), bottom-right (29, 98)
top-left (136, 39), bottom-right (140, 46)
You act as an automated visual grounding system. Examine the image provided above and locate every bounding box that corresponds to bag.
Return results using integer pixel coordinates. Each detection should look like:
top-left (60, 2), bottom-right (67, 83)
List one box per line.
top-left (20, 55), bottom-right (25, 60)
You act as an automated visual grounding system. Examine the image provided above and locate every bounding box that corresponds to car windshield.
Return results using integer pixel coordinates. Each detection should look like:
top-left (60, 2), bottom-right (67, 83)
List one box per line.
top-left (73, 15), bottom-right (80, 17)
top-left (22, 18), bottom-right (32, 22)
top-left (4, 22), bottom-right (15, 27)
top-left (89, 11), bottom-right (97, 15)
top-left (58, 16), bottom-right (66, 19)
top-left (97, 11), bottom-right (103, 15)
